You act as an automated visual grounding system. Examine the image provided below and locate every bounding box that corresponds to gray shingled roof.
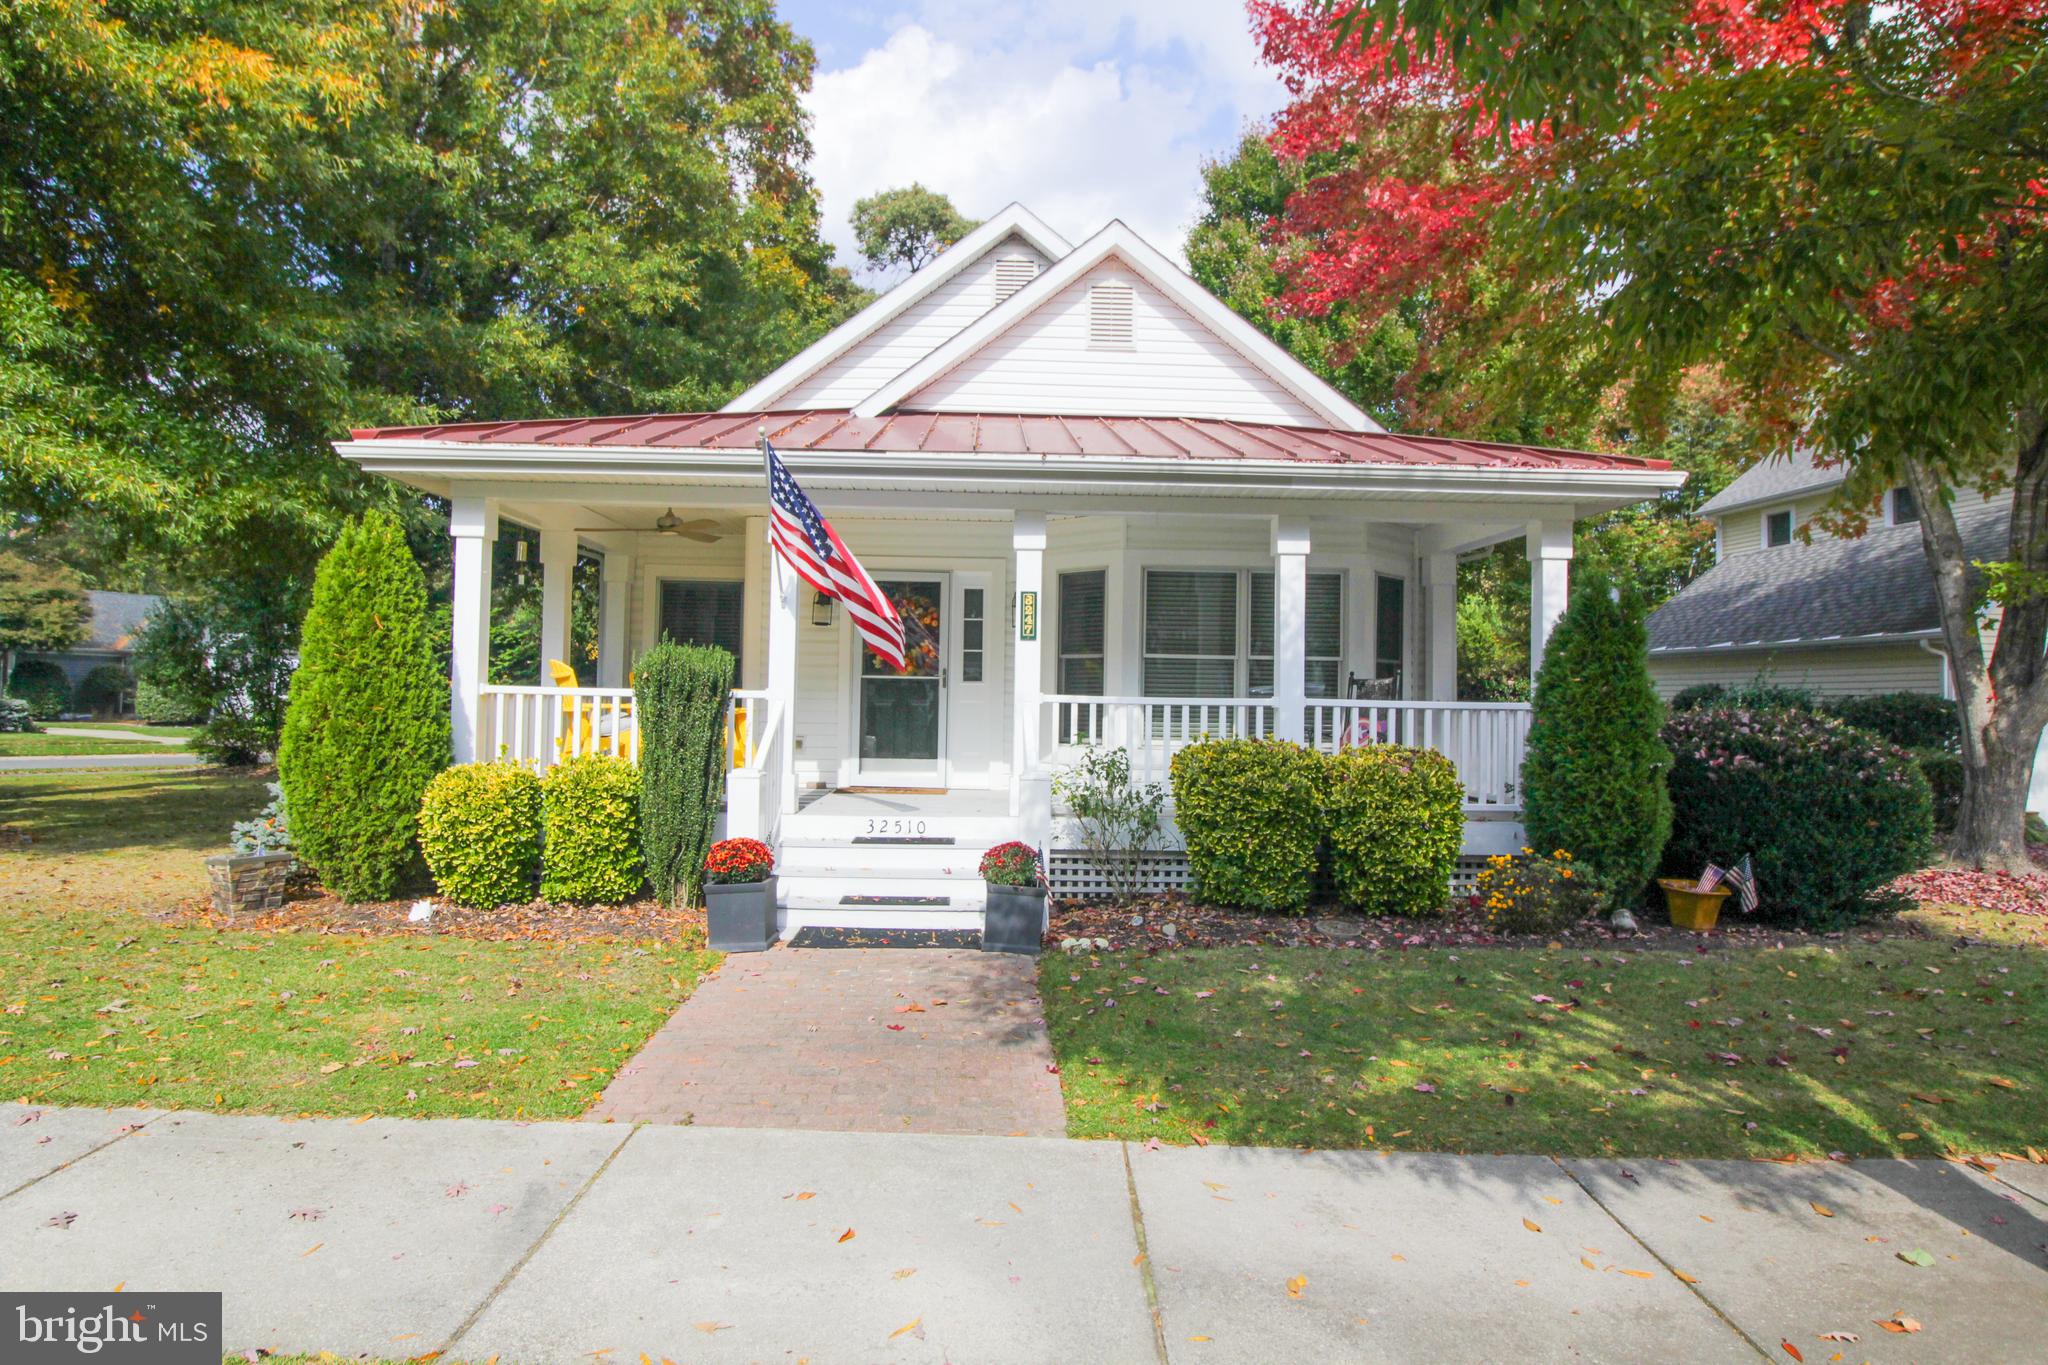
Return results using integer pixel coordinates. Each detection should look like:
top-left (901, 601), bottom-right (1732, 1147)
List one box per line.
top-left (83, 591), bottom-right (161, 653)
top-left (1646, 501), bottom-right (2008, 652)
top-left (1697, 449), bottom-right (1844, 516)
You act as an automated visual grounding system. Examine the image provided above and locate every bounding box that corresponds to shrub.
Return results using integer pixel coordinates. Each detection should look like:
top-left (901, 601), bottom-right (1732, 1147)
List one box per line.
top-left (6, 658), bottom-right (70, 718)
top-left (75, 663), bottom-right (133, 716)
top-left (1471, 849), bottom-right (1599, 934)
top-left (1823, 692), bottom-right (1961, 754)
top-left (230, 783), bottom-right (293, 855)
top-left (1661, 707), bottom-right (1934, 928)
top-left (1170, 738), bottom-right (1326, 913)
top-left (419, 763), bottom-right (542, 908)
top-left (1667, 683), bottom-right (1728, 712)
top-left (1521, 569), bottom-right (1672, 905)
top-left (1915, 747), bottom-right (1964, 833)
top-left (278, 510), bottom-right (450, 901)
top-left (1051, 745), bottom-right (1164, 900)
top-left (704, 836), bottom-right (774, 885)
top-left (192, 711), bottom-right (272, 766)
top-left (541, 755), bottom-right (645, 903)
top-left (1322, 745), bottom-right (1464, 917)
top-left (980, 841), bottom-right (1041, 887)
top-left (134, 678), bottom-right (203, 725)
top-left (0, 697), bottom-right (36, 733)
top-left (635, 641), bottom-right (736, 905)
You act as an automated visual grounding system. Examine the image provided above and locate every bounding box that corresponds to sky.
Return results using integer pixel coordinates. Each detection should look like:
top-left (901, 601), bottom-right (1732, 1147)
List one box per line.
top-left (780, 1), bottom-right (1289, 281)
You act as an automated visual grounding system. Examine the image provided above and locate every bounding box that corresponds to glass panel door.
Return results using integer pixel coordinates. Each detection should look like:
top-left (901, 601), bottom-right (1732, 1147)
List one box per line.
top-left (858, 577), bottom-right (945, 781)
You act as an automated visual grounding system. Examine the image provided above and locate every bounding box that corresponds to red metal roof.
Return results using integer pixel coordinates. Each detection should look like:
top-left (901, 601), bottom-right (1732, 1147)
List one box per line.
top-left (345, 410), bottom-right (1671, 473)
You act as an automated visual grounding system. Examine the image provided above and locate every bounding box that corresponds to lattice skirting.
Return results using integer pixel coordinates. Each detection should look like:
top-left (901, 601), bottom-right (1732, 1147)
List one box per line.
top-left (1046, 849), bottom-right (1494, 903)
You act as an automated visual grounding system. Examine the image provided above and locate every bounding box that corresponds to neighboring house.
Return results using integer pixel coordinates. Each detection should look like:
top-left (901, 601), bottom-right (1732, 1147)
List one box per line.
top-left (19, 590), bottom-right (160, 716)
top-left (338, 205), bottom-right (1683, 929)
top-left (1646, 451), bottom-right (2046, 806)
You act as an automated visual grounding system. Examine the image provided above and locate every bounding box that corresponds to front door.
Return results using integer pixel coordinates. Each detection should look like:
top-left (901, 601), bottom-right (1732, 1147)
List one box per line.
top-left (856, 576), bottom-right (947, 784)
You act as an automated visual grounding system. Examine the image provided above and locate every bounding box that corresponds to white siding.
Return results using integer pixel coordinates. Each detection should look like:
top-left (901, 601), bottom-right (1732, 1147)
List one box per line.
top-left (1648, 644), bottom-right (1945, 699)
top-left (779, 236), bottom-right (1052, 408)
top-left (899, 262), bottom-right (1325, 426)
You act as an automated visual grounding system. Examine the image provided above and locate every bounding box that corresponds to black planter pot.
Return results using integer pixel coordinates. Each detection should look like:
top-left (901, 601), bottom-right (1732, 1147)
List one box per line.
top-left (705, 877), bottom-right (777, 952)
top-left (982, 882), bottom-right (1047, 954)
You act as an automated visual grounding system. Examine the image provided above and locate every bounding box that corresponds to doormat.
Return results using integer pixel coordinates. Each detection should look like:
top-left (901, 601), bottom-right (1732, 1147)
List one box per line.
top-left (787, 927), bottom-right (983, 950)
top-left (839, 786), bottom-right (948, 795)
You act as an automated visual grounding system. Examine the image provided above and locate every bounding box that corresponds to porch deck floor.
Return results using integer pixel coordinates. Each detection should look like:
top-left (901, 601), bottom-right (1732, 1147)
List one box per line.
top-left (795, 788), bottom-right (1012, 819)
top-left (587, 946), bottom-right (1066, 1137)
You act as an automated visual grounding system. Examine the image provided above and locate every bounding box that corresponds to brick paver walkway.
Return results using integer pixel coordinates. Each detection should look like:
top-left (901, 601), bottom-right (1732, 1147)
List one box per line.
top-left (588, 947), bottom-right (1067, 1137)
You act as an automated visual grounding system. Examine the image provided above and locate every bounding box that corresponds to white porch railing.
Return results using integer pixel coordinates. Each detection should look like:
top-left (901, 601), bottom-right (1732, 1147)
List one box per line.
top-left (1042, 694), bottom-right (1532, 811)
top-left (723, 688), bottom-right (788, 843)
top-left (478, 685), bottom-right (759, 774)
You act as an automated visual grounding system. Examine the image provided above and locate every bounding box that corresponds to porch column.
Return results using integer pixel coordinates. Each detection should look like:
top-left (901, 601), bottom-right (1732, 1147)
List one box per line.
top-left (597, 551), bottom-right (633, 687)
top-left (1011, 512), bottom-right (1047, 822)
top-left (1526, 519), bottom-right (1574, 680)
top-left (537, 529), bottom-right (576, 683)
top-left (1425, 551), bottom-right (1458, 701)
top-left (449, 495), bottom-right (497, 764)
top-left (1271, 516), bottom-right (1310, 742)
top-left (767, 541), bottom-right (799, 813)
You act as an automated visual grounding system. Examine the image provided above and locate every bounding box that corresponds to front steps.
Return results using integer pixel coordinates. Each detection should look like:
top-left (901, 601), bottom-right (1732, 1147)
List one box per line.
top-left (771, 794), bottom-right (1021, 933)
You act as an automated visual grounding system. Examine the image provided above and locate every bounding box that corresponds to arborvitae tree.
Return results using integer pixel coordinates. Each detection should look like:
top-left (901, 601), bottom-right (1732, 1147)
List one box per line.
top-left (635, 641), bottom-right (736, 906)
top-left (278, 510), bottom-right (449, 900)
top-left (1520, 568), bottom-right (1672, 905)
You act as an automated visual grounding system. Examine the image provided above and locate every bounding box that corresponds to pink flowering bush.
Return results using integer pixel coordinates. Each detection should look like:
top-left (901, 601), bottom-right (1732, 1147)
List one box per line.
top-left (1660, 707), bottom-right (1933, 927)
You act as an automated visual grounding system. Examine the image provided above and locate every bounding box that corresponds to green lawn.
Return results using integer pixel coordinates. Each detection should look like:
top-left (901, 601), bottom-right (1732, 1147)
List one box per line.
top-left (1044, 940), bottom-right (2047, 1158)
top-left (0, 768), bottom-right (717, 1119)
top-left (46, 721), bottom-right (204, 740)
top-left (0, 733), bottom-right (189, 756)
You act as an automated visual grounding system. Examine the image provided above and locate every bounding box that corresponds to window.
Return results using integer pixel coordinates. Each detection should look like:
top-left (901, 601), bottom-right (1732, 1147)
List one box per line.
top-left (1890, 486), bottom-right (1920, 525)
top-left (658, 579), bottom-right (744, 672)
top-left (960, 588), bottom-right (985, 683)
top-left (1764, 508), bottom-right (1794, 547)
top-left (1249, 572), bottom-right (1344, 698)
top-left (1143, 570), bottom-right (1238, 696)
top-left (1374, 575), bottom-right (1406, 690)
top-left (1057, 570), bottom-right (1105, 695)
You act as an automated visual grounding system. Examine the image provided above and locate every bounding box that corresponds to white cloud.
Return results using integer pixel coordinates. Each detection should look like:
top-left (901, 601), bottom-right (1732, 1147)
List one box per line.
top-left (803, 4), bottom-right (1285, 278)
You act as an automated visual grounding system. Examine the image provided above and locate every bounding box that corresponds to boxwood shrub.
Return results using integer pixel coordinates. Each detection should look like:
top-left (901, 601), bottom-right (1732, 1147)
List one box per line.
top-left (541, 755), bottom-right (645, 904)
top-left (1822, 692), bottom-right (1960, 754)
top-left (1323, 745), bottom-right (1465, 917)
top-left (419, 763), bottom-right (542, 908)
top-left (1169, 738), bottom-right (1326, 913)
top-left (6, 658), bottom-right (70, 719)
top-left (1660, 707), bottom-right (1934, 928)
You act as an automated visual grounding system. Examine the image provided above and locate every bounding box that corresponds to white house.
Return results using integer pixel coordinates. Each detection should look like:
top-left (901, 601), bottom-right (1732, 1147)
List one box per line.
top-left (337, 205), bottom-right (1683, 929)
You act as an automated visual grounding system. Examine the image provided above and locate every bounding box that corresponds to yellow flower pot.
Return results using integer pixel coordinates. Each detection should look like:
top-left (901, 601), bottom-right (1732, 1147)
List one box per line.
top-left (1658, 879), bottom-right (1730, 931)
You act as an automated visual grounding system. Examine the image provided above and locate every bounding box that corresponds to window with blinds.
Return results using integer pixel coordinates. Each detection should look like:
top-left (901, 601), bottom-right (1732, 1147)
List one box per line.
top-left (1143, 570), bottom-right (1238, 697)
top-left (658, 579), bottom-right (744, 672)
top-left (1057, 570), bottom-right (1106, 695)
top-left (1249, 572), bottom-right (1344, 698)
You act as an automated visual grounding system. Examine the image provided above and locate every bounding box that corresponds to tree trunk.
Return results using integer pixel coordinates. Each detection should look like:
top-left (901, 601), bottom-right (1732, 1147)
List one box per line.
top-left (1953, 726), bottom-right (2035, 870)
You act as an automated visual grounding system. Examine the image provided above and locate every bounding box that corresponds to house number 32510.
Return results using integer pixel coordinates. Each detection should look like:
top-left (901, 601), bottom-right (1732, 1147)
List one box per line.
top-left (864, 818), bottom-right (928, 836)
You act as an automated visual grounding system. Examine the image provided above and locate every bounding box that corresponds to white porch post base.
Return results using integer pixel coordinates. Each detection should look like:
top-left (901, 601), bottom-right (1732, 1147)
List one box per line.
top-left (449, 495), bottom-right (497, 764)
top-left (1426, 551), bottom-right (1457, 702)
top-left (1011, 511), bottom-right (1047, 817)
top-left (538, 529), bottom-right (575, 683)
top-left (1272, 516), bottom-right (1310, 742)
top-left (1526, 519), bottom-right (1574, 681)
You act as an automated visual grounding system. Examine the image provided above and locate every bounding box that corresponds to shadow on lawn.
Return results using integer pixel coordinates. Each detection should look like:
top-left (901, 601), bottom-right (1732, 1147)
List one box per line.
top-left (0, 769), bottom-right (268, 856)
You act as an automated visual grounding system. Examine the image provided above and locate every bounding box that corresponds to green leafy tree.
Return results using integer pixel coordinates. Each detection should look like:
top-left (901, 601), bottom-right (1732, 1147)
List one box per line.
top-left (278, 511), bottom-right (450, 901)
top-left (634, 641), bottom-right (736, 906)
top-left (850, 184), bottom-right (979, 275)
top-left (0, 549), bottom-right (90, 697)
top-left (1520, 569), bottom-right (1673, 904)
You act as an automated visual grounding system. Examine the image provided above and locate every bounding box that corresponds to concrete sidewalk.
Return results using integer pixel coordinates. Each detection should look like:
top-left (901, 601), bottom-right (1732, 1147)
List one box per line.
top-left (0, 752), bottom-right (202, 772)
top-left (2, 1106), bottom-right (2043, 1363)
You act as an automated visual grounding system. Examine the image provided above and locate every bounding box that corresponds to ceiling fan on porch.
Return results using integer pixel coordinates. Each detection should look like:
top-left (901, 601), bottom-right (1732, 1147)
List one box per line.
top-left (574, 508), bottom-right (723, 542)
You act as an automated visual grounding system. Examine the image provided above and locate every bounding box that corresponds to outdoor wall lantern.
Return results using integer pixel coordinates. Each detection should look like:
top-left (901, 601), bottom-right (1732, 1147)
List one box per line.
top-left (811, 592), bottom-right (835, 627)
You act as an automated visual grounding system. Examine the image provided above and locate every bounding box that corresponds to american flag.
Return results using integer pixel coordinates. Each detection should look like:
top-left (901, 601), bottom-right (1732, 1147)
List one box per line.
top-left (762, 435), bottom-right (906, 669)
top-left (1723, 854), bottom-right (1759, 914)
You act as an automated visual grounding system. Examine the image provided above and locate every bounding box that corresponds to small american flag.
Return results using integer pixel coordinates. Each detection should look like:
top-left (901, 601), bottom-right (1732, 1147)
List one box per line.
top-left (1722, 854), bottom-right (1759, 914)
top-left (762, 435), bottom-right (906, 669)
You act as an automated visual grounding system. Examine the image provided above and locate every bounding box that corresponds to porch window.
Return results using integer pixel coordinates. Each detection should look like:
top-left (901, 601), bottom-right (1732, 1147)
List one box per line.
top-left (1057, 570), bottom-right (1106, 695)
top-left (658, 579), bottom-right (744, 672)
top-left (1249, 572), bottom-right (1344, 698)
top-left (1373, 574), bottom-right (1406, 692)
top-left (1143, 570), bottom-right (1239, 697)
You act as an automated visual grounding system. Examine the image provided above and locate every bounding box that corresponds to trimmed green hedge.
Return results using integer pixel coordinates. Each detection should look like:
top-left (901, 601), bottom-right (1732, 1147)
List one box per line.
top-left (76, 663), bottom-right (132, 715)
top-left (1323, 745), bottom-right (1465, 917)
top-left (6, 659), bottom-right (70, 719)
top-left (1823, 692), bottom-right (1961, 754)
top-left (420, 763), bottom-right (542, 908)
top-left (635, 641), bottom-right (735, 906)
top-left (1170, 738), bottom-right (1327, 913)
top-left (542, 755), bottom-right (645, 904)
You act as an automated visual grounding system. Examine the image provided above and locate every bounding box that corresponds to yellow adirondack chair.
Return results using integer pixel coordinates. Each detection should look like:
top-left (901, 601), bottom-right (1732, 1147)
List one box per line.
top-left (548, 659), bottom-right (633, 760)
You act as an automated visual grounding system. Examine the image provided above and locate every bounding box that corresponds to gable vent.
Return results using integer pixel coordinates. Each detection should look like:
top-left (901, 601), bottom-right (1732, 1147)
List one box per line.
top-left (993, 255), bottom-right (1038, 302)
top-left (1088, 280), bottom-right (1135, 349)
